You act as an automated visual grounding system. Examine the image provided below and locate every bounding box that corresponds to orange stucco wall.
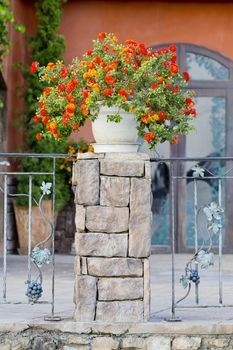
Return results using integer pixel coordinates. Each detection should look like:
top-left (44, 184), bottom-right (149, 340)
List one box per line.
top-left (4, 0), bottom-right (233, 150)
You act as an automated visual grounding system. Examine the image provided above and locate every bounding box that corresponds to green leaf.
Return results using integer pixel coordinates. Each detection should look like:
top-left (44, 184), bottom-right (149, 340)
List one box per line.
top-left (14, 23), bottom-right (26, 33)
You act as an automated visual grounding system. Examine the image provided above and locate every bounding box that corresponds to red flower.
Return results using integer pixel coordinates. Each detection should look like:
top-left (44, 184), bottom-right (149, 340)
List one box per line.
top-left (163, 60), bottom-right (170, 67)
top-left (83, 90), bottom-right (90, 98)
top-left (159, 110), bottom-right (167, 122)
top-left (42, 117), bottom-right (49, 124)
top-left (60, 67), bottom-right (69, 79)
top-left (151, 83), bottom-right (159, 89)
top-left (103, 88), bottom-right (113, 96)
top-left (125, 39), bottom-right (138, 45)
top-left (30, 61), bottom-right (39, 73)
top-left (105, 75), bottom-right (117, 85)
top-left (40, 109), bottom-right (48, 116)
top-left (33, 115), bottom-right (40, 123)
top-left (118, 89), bottom-right (129, 97)
top-left (169, 45), bottom-right (177, 52)
top-left (87, 50), bottom-right (93, 55)
top-left (171, 55), bottom-right (177, 64)
top-left (139, 43), bottom-right (148, 55)
top-left (39, 102), bottom-right (45, 108)
top-left (36, 133), bottom-right (42, 141)
top-left (165, 83), bottom-right (171, 89)
top-left (183, 71), bottom-right (190, 82)
top-left (72, 123), bottom-right (79, 130)
top-left (58, 83), bottom-right (65, 91)
top-left (185, 97), bottom-right (193, 105)
top-left (66, 103), bottom-right (76, 114)
top-left (172, 86), bottom-right (180, 93)
top-left (144, 132), bottom-right (155, 142)
top-left (66, 95), bottom-right (75, 102)
top-left (98, 32), bottom-right (107, 40)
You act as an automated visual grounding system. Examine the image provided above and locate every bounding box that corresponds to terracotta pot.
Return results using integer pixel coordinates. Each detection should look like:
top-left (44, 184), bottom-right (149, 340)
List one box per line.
top-left (14, 200), bottom-right (55, 254)
top-left (92, 105), bottom-right (139, 152)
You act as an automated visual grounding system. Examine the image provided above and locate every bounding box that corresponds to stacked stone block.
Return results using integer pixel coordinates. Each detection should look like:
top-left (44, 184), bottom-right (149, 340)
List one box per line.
top-left (73, 152), bottom-right (152, 322)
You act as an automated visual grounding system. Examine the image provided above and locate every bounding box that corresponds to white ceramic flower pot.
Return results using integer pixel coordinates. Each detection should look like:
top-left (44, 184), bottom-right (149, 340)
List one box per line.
top-left (92, 105), bottom-right (139, 153)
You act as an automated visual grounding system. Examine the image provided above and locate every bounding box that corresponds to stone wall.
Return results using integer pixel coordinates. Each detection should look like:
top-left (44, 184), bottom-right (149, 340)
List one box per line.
top-left (73, 153), bottom-right (152, 322)
top-left (1, 322), bottom-right (233, 350)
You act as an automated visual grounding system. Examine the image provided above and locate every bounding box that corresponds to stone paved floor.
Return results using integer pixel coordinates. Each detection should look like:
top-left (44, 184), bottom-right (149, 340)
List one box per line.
top-left (1, 254), bottom-right (233, 323)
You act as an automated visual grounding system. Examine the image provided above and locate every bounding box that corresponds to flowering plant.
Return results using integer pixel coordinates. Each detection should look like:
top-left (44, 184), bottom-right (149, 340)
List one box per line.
top-left (32, 32), bottom-right (196, 149)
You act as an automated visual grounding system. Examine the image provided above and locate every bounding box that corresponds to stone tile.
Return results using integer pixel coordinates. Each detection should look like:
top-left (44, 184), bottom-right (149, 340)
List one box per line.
top-left (87, 257), bottom-right (143, 277)
top-left (74, 276), bottom-right (97, 321)
top-left (81, 257), bottom-right (88, 274)
top-left (98, 277), bottom-right (143, 300)
top-left (86, 206), bottom-right (129, 233)
top-left (122, 337), bottom-right (146, 349)
top-left (104, 152), bottom-right (149, 160)
top-left (172, 336), bottom-right (202, 350)
top-left (145, 161), bottom-right (152, 179)
top-left (207, 337), bottom-right (229, 348)
top-left (76, 160), bottom-right (99, 205)
top-left (100, 159), bottom-right (144, 177)
top-left (129, 178), bottom-right (151, 257)
top-left (75, 205), bottom-right (86, 232)
top-left (143, 258), bottom-right (150, 321)
top-left (96, 300), bottom-right (143, 322)
top-left (77, 152), bottom-right (105, 159)
top-left (92, 337), bottom-right (119, 350)
top-left (100, 176), bottom-right (130, 207)
top-left (74, 256), bottom-right (81, 275)
top-left (147, 336), bottom-right (171, 350)
top-left (75, 233), bottom-right (128, 257)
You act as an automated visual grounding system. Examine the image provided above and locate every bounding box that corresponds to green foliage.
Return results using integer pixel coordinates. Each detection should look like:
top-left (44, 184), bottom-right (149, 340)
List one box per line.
top-left (0, 0), bottom-right (25, 69)
top-left (17, 0), bottom-right (77, 211)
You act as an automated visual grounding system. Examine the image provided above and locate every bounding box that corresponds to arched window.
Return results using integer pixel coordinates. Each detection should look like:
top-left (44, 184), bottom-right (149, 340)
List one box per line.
top-left (146, 44), bottom-right (233, 252)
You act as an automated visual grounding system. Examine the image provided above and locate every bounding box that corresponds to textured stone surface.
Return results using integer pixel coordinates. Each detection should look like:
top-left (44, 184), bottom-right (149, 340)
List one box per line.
top-left (100, 159), bottom-right (144, 177)
top-left (122, 337), bottom-right (146, 349)
top-left (75, 233), bottom-right (128, 257)
top-left (129, 178), bottom-right (151, 257)
top-left (145, 161), bottom-right (152, 179)
top-left (87, 257), bottom-right (143, 277)
top-left (172, 336), bottom-right (202, 350)
top-left (96, 300), bottom-right (144, 322)
top-left (100, 176), bottom-right (130, 207)
top-left (147, 336), bottom-right (171, 350)
top-left (74, 256), bottom-right (81, 275)
top-left (76, 160), bottom-right (99, 205)
top-left (104, 152), bottom-right (150, 160)
top-left (75, 205), bottom-right (86, 232)
top-left (92, 337), bottom-right (119, 350)
top-left (74, 276), bottom-right (97, 321)
top-left (98, 278), bottom-right (143, 300)
top-left (143, 258), bottom-right (150, 321)
top-left (81, 257), bottom-right (88, 274)
top-left (207, 338), bottom-right (229, 348)
top-left (86, 206), bottom-right (129, 232)
top-left (77, 152), bottom-right (105, 159)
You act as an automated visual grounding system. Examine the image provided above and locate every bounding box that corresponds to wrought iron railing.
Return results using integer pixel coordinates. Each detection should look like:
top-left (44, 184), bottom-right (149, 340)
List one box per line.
top-left (150, 156), bottom-right (233, 321)
top-left (0, 153), bottom-right (73, 321)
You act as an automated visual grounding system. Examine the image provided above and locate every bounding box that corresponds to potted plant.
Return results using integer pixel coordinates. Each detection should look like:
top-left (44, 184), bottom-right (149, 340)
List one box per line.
top-left (31, 32), bottom-right (196, 152)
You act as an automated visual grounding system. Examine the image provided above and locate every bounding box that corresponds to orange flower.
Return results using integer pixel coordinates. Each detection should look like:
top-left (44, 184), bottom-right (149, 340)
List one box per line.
top-left (141, 115), bottom-right (150, 123)
top-left (72, 123), bottom-right (79, 130)
top-left (158, 76), bottom-right (165, 84)
top-left (43, 87), bottom-right (52, 97)
top-left (105, 75), bottom-right (117, 85)
top-left (170, 64), bottom-right (179, 74)
top-left (42, 117), bottom-right (49, 124)
top-left (66, 103), bottom-right (76, 114)
top-left (144, 132), bottom-right (155, 142)
top-left (92, 83), bottom-right (100, 92)
top-left (45, 62), bottom-right (56, 71)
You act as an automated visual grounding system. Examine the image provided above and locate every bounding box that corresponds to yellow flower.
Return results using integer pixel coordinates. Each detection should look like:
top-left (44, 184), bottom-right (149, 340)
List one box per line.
top-left (150, 113), bottom-right (159, 121)
top-left (67, 166), bottom-right (72, 172)
top-left (129, 106), bottom-right (135, 112)
top-left (112, 35), bottom-right (118, 42)
top-left (89, 69), bottom-right (98, 77)
top-left (85, 98), bottom-right (91, 104)
top-left (88, 145), bottom-right (94, 152)
top-left (60, 164), bottom-right (65, 170)
top-left (45, 62), bottom-right (55, 70)
top-left (69, 146), bottom-right (75, 154)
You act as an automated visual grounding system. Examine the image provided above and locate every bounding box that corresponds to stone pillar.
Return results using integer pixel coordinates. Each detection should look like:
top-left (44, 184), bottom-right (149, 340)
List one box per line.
top-left (73, 153), bottom-right (151, 322)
